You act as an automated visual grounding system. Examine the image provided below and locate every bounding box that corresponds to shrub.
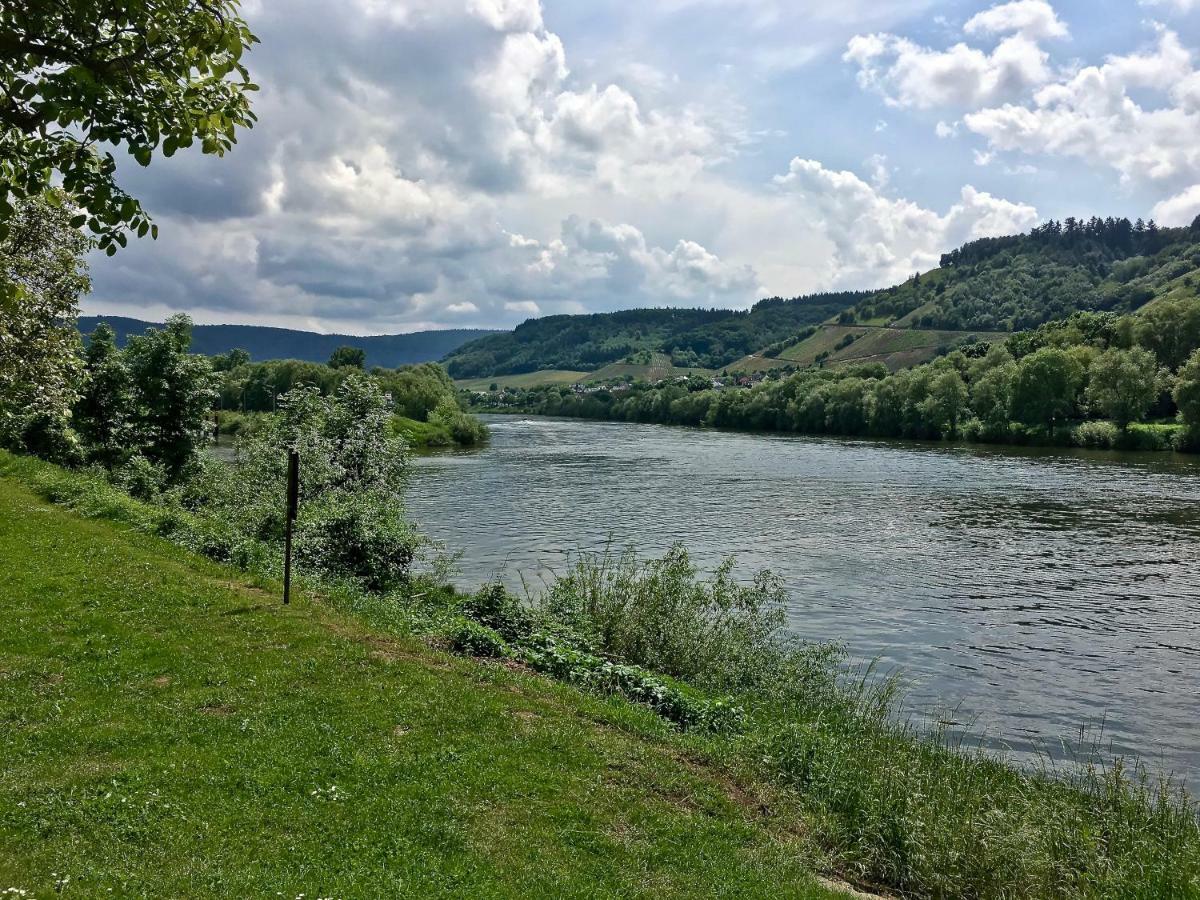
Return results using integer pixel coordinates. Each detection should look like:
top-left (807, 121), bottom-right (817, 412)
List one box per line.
top-left (1073, 420), bottom-right (1120, 449)
top-left (190, 376), bottom-right (422, 590)
top-left (535, 544), bottom-right (834, 702)
top-left (460, 583), bottom-right (535, 642)
top-left (447, 619), bottom-right (509, 658)
top-left (1120, 422), bottom-right (1182, 451)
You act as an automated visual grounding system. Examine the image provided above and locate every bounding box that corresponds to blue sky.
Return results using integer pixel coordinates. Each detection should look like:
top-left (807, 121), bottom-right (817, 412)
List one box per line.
top-left (85, 0), bottom-right (1200, 334)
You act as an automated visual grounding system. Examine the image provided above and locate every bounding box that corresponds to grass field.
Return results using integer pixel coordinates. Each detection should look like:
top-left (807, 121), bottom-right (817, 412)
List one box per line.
top-left (0, 475), bottom-right (848, 899)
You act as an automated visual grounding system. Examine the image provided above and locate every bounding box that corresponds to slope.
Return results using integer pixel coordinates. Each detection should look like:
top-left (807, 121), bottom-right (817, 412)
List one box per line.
top-left (0, 474), bottom-right (847, 899)
top-left (442, 293), bottom-right (866, 378)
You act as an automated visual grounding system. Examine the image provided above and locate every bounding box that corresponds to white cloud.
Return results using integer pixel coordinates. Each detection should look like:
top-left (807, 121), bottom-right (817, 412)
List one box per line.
top-left (962, 27), bottom-right (1200, 193)
top-left (1153, 185), bottom-right (1200, 225)
top-left (844, 0), bottom-right (1068, 110)
top-left (963, 1), bottom-right (1069, 41)
top-left (774, 158), bottom-right (1039, 287)
top-left (1139, 0), bottom-right (1197, 12)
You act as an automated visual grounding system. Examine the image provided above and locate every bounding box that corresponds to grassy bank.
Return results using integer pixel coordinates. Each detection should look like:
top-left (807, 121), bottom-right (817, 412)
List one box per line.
top-left (0, 473), bottom-right (845, 898)
top-left (3, 452), bottom-right (1198, 898)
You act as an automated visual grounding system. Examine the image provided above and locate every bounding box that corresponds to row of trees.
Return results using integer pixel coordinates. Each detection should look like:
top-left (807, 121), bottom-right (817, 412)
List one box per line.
top-left (480, 307), bottom-right (1200, 450)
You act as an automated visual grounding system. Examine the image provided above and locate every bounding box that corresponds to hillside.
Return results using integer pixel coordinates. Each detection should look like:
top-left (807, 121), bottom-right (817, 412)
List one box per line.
top-left (78, 316), bottom-right (496, 368)
top-left (839, 216), bottom-right (1200, 332)
top-left (0, 471), bottom-right (848, 899)
top-left (451, 216), bottom-right (1200, 384)
top-left (442, 293), bottom-right (866, 378)
top-left (727, 324), bottom-right (1008, 374)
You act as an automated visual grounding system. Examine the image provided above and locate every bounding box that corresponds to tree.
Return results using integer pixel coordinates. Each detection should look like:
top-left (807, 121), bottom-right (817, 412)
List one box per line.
top-left (0, 1), bottom-right (258, 249)
top-left (922, 370), bottom-right (970, 437)
top-left (1135, 299), bottom-right (1200, 370)
top-left (329, 345), bottom-right (366, 370)
top-left (1085, 347), bottom-right (1160, 427)
top-left (74, 321), bottom-right (133, 466)
top-left (1009, 347), bottom-right (1084, 429)
top-left (0, 192), bottom-right (90, 451)
top-left (123, 314), bottom-right (218, 478)
top-left (1174, 350), bottom-right (1200, 429)
top-left (212, 348), bottom-right (251, 372)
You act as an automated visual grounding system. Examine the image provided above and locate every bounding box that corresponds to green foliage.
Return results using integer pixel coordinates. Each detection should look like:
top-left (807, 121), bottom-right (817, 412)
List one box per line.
top-left (191, 376), bottom-right (420, 590)
top-left (0, 1), bottom-right (258, 248)
top-left (73, 322), bottom-right (132, 466)
top-left (475, 299), bottom-right (1200, 451)
top-left (0, 192), bottom-right (90, 453)
top-left (1085, 347), bottom-right (1161, 427)
top-left (445, 618), bottom-right (509, 658)
top-left (1010, 347), bottom-right (1085, 428)
top-left (1136, 299), bottom-right (1200, 371)
top-left (1073, 419), bottom-right (1121, 449)
top-left (328, 344), bottom-right (365, 369)
top-left (219, 358), bottom-right (487, 447)
top-left (539, 544), bottom-right (809, 697)
top-left (120, 314), bottom-right (219, 479)
top-left (1174, 349), bottom-right (1200, 429)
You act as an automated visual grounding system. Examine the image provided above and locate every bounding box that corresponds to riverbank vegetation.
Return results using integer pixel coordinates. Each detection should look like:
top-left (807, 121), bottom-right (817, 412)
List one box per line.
top-left (216, 357), bottom-right (487, 447)
top-left (471, 304), bottom-right (1200, 452)
top-left (3, 446), bottom-right (1198, 898)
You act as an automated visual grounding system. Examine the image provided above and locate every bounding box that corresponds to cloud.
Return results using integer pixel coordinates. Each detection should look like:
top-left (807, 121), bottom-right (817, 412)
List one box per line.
top-left (774, 158), bottom-right (1039, 287)
top-left (1139, 0), bottom-right (1197, 12)
top-left (1153, 185), bottom-right (1200, 225)
top-left (962, 26), bottom-right (1200, 193)
top-left (963, 0), bottom-right (1069, 41)
top-left (84, 0), bottom-right (1041, 334)
top-left (844, 1), bottom-right (1067, 110)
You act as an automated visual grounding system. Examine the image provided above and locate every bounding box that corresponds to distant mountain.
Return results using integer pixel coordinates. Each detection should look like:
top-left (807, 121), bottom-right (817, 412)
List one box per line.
top-left (442, 293), bottom-right (866, 378)
top-left (77, 316), bottom-right (499, 369)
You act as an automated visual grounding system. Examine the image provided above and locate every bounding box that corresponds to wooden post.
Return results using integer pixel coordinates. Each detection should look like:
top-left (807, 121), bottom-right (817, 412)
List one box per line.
top-left (283, 449), bottom-right (300, 605)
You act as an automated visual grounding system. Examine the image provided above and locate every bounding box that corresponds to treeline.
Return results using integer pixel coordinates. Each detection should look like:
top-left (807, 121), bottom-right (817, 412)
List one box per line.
top-left (840, 216), bottom-right (1200, 334)
top-left (442, 293), bottom-right (862, 377)
top-left (214, 352), bottom-right (486, 448)
top-left (475, 302), bottom-right (1200, 452)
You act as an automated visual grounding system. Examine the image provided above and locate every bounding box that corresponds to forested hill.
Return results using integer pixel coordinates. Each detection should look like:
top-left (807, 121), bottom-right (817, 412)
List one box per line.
top-left (841, 216), bottom-right (1200, 331)
top-left (442, 292), bottom-right (866, 378)
top-left (77, 316), bottom-right (496, 368)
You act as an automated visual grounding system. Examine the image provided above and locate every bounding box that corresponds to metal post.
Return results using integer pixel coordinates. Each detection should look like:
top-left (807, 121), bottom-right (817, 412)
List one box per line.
top-left (283, 449), bottom-right (300, 605)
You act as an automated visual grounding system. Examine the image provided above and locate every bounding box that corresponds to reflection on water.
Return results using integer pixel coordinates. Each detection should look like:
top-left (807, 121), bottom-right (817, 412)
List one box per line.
top-left (407, 415), bottom-right (1200, 788)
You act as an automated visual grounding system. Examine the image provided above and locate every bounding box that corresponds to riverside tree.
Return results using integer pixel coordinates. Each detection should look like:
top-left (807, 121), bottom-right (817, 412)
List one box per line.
top-left (0, 0), bottom-right (258, 250)
top-left (0, 192), bottom-right (90, 454)
top-left (1085, 347), bottom-right (1162, 428)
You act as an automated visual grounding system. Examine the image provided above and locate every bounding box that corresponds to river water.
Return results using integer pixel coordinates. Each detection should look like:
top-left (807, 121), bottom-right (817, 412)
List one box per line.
top-left (406, 415), bottom-right (1200, 788)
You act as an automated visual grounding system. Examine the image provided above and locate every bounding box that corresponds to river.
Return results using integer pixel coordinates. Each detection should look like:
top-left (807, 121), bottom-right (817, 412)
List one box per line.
top-left (406, 415), bottom-right (1200, 788)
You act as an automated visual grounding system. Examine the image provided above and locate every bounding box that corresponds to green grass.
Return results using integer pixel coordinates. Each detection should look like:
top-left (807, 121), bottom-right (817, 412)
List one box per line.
top-left (0, 475), bottom-right (847, 899)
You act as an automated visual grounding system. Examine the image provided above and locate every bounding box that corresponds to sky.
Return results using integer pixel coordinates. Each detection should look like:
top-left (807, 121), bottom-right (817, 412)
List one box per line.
top-left (82, 0), bottom-right (1200, 335)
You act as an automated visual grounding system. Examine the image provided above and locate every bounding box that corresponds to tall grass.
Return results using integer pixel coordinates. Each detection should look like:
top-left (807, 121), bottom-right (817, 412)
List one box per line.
top-left (536, 545), bottom-right (1200, 898)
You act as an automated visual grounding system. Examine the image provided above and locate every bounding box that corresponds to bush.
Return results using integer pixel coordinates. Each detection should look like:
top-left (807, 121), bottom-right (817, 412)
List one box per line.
top-left (446, 619), bottom-right (509, 658)
top-left (1073, 420), bottom-right (1120, 448)
top-left (1122, 422), bottom-right (1182, 451)
top-left (190, 376), bottom-right (422, 590)
top-left (535, 544), bottom-right (834, 702)
top-left (459, 583), bottom-right (535, 642)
